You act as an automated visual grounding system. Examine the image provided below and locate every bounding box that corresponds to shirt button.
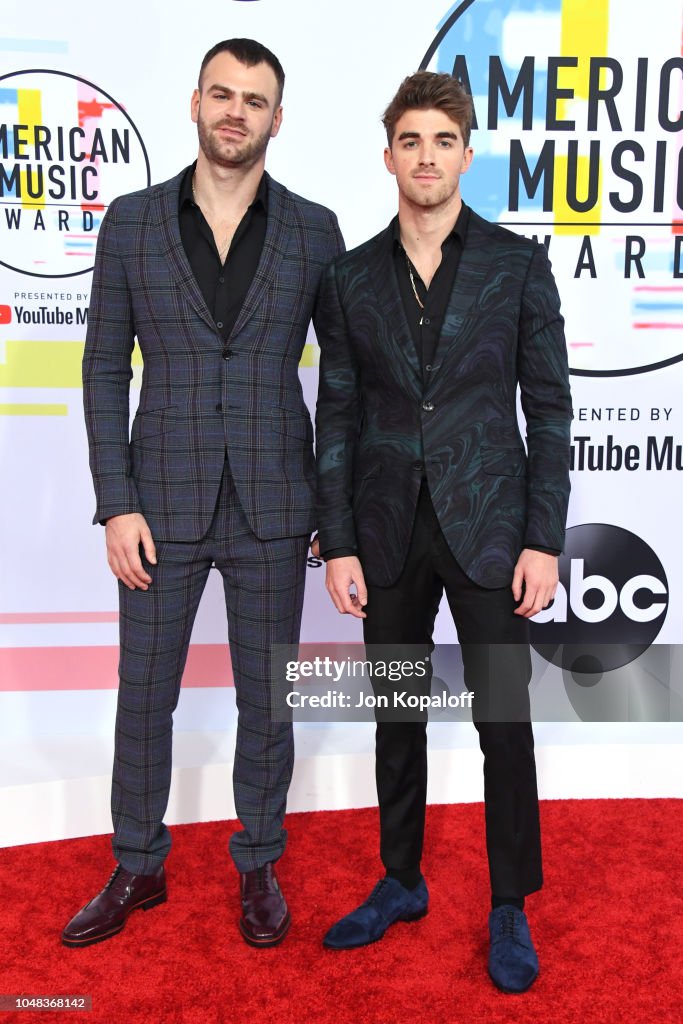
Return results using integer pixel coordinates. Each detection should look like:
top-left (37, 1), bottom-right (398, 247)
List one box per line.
top-left (216, 321), bottom-right (224, 329)
top-left (425, 364), bottom-right (434, 372)
top-left (422, 400), bottom-right (434, 412)
top-left (219, 277), bottom-right (225, 284)
top-left (423, 317), bottom-right (431, 325)
top-left (412, 461), bottom-right (424, 472)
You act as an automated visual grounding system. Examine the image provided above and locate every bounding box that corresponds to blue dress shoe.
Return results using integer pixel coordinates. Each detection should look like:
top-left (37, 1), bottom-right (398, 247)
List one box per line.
top-left (488, 905), bottom-right (539, 993)
top-left (323, 876), bottom-right (428, 950)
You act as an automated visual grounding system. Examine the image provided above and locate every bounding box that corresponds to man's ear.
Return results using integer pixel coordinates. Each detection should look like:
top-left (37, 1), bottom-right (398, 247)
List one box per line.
top-left (270, 105), bottom-right (283, 138)
top-left (190, 88), bottom-right (200, 125)
top-left (384, 146), bottom-right (396, 176)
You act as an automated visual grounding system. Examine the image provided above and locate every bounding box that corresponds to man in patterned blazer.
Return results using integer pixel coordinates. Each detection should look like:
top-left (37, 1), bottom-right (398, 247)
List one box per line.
top-left (62, 38), bottom-right (343, 950)
top-left (315, 72), bottom-right (571, 991)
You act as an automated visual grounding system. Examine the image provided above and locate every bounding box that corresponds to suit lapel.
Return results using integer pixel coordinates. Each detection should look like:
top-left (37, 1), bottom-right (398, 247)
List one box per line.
top-left (366, 225), bottom-right (422, 388)
top-left (430, 211), bottom-right (496, 373)
top-left (229, 174), bottom-right (292, 341)
top-left (156, 168), bottom-right (216, 332)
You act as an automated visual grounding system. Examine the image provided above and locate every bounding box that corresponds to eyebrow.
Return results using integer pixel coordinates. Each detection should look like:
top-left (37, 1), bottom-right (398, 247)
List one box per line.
top-left (208, 84), bottom-right (270, 105)
top-left (397, 130), bottom-right (459, 141)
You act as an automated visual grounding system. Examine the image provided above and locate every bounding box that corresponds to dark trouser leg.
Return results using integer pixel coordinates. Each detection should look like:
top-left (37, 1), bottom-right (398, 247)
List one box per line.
top-left (363, 489), bottom-right (443, 876)
top-left (113, 541), bottom-right (212, 873)
top-left (432, 512), bottom-right (542, 898)
top-left (211, 473), bottom-right (308, 873)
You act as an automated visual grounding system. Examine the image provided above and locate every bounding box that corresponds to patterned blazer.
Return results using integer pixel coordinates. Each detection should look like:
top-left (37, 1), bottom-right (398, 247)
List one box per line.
top-left (315, 209), bottom-right (573, 589)
top-left (83, 167), bottom-right (344, 541)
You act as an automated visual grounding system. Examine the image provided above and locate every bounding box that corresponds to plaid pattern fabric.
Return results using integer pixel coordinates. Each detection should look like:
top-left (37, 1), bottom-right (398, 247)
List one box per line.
top-left (112, 465), bottom-right (308, 874)
top-left (82, 168), bottom-right (343, 870)
top-left (83, 167), bottom-right (344, 540)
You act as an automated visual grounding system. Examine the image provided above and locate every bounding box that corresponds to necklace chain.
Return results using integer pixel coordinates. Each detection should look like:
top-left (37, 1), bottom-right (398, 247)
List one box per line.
top-left (403, 250), bottom-right (425, 310)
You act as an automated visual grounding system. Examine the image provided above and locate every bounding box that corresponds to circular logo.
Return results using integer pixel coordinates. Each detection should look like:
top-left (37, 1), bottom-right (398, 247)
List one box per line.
top-left (0, 69), bottom-right (150, 278)
top-left (420, 3), bottom-right (683, 376)
top-left (529, 523), bottom-right (668, 673)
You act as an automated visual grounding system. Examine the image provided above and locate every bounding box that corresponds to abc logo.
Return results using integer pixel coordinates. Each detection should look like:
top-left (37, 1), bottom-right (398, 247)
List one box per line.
top-left (530, 524), bottom-right (668, 672)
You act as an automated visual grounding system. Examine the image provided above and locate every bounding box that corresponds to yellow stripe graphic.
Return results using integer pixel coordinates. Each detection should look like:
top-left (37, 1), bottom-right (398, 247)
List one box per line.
top-left (17, 89), bottom-right (44, 210)
top-left (0, 341), bottom-right (319, 392)
top-left (0, 404), bottom-right (68, 416)
top-left (555, 0), bottom-right (609, 235)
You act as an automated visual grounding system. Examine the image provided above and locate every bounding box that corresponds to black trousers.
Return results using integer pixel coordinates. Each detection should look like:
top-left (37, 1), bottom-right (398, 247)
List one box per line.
top-left (363, 484), bottom-right (542, 898)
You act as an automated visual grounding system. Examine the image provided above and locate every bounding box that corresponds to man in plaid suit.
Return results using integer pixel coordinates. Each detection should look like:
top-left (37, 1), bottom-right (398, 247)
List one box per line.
top-left (62, 38), bottom-right (343, 949)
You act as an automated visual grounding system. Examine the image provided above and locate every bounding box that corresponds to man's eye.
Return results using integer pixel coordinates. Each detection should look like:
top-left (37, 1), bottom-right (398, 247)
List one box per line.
top-left (248, 100), bottom-right (263, 108)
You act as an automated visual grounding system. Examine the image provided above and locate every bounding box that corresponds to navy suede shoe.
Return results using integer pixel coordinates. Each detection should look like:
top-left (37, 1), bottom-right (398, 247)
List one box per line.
top-left (323, 876), bottom-right (429, 949)
top-left (488, 905), bottom-right (539, 993)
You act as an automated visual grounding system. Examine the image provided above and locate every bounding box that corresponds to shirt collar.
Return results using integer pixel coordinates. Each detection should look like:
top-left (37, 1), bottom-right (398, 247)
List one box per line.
top-left (179, 162), bottom-right (268, 212)
top-left (392, 201), bottom-right (469, 252)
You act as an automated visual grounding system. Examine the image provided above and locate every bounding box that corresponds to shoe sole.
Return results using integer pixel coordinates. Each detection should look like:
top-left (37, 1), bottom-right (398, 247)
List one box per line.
top-left (239, 910), bottom-right (291, 948)
top-left (487, 968), bottom-right (539, 995)
top-left (322, 906), bottom-right (429, 950)
top-left (61, 889), bottom-right (167, 948)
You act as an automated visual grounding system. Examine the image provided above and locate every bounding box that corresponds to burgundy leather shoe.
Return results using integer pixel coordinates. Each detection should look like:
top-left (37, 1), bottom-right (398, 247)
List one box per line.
top-left (239, 862), bottom-right (290, 947)
top-left (61, 864), bottom-right (167, 948)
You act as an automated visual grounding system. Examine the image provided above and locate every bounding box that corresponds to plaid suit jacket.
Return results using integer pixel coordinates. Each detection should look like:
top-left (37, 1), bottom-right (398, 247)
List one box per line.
top-left (83, 167), bottom-right (344, 541)
top-left (315, 210), bottom-right (572, 589)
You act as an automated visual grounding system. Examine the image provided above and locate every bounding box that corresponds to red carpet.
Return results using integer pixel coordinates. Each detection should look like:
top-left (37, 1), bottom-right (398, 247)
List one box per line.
top-left (2, 799), bottom-right (683, 1024)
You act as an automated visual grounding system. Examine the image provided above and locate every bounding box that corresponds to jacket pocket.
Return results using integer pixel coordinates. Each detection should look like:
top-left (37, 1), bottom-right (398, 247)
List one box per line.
top-left (130, 406), bottom-right (177, 442)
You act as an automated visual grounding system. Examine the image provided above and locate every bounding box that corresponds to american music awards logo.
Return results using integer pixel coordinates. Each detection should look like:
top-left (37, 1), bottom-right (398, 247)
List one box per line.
top-left (0, 69), bottom-right (150, 279)
top-left (421, 0), bottom-right (683, 377)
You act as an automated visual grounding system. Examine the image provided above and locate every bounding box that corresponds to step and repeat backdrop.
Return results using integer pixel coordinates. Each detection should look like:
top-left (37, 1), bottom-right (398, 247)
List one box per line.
top-left (1, 0), bottom-right (681, 843)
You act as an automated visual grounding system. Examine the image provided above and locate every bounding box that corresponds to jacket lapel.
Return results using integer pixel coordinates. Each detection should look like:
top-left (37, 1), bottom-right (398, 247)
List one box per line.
top-left (366, 224), bottom-right (422, 388)
top-left (156, 168), bottom-right (216, 332)
top-left (429, 211), bottom-right (496, 374)
top-left (229, 173), bottom-right (292, 341)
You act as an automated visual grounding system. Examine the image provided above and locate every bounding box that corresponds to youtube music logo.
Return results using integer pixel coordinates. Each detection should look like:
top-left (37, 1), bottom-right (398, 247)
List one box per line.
top-left (0, 305), bottom-right (11, 324)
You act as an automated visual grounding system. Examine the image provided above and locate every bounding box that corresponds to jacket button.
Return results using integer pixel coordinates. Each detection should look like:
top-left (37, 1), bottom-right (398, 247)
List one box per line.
top-left (215, 403), bottom-right (223, 412)
top-left (222, 349), bottom-right (232, 360)
top-left (422, 400), bottom-right (434, 412)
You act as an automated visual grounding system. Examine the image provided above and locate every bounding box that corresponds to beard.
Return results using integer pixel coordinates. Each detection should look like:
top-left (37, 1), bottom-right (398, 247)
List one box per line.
top-left (196, 109), bottom-right (273, 169)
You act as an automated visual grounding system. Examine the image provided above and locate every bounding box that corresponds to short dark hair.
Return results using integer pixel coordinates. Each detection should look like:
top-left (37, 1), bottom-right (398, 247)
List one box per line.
top-left (382, 71), bottom-right (473, 147)
top-left (198, 38), bottom-right (285, 104)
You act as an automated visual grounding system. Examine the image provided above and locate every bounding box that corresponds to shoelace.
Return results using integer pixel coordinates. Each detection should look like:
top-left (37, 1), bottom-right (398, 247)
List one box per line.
top-left (103, 865), bottom-right (130, 898)
top-left (499, 908), bottom-right (518, 939)
top-left (365, 879), bottom-right (391, 906)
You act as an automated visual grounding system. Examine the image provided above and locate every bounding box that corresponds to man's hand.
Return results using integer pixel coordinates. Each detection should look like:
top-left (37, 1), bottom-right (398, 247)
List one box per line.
top-left (512, 549), bottom-right (559, 618)
top-left (105, 513), bottom-right (157, 590)
top-left (325, 556), bottom-right (368, 618)
top-left (310, 535), bottom-right (321, 558)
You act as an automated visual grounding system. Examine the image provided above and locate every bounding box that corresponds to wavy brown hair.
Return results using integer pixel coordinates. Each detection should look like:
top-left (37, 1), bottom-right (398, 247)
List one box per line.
top-left (382, 72), bottom-right (473, 147)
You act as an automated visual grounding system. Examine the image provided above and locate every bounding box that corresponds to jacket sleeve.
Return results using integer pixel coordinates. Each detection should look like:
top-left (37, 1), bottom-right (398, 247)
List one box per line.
top-left (314, 261), bottom-right (361, 557)
top-left (82, 198), bottom-right (142, 525)
top-left (516, 243), bottom-right (573, 551)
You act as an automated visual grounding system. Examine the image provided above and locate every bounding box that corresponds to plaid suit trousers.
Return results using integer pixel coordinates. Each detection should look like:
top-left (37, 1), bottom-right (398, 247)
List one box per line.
top-left (111, 460), bottom-right (308, 873)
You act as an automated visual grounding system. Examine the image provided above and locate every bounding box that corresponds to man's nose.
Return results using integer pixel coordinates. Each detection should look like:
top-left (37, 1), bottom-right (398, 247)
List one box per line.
top-left (418, 147), bottom-right (436, 165)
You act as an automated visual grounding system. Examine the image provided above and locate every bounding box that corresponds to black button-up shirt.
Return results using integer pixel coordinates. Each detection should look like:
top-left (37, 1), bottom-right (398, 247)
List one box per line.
top-left (178, 163), bottom-right (267, 342)
top-left (392, 204), bottom-right (469, 376)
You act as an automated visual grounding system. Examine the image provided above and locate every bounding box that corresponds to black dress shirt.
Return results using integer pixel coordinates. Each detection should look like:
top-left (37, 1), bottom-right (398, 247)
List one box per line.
top-left (393, 204), bottom-right (469, 376)
top-left (178, 163), bottom-right (267, 343)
